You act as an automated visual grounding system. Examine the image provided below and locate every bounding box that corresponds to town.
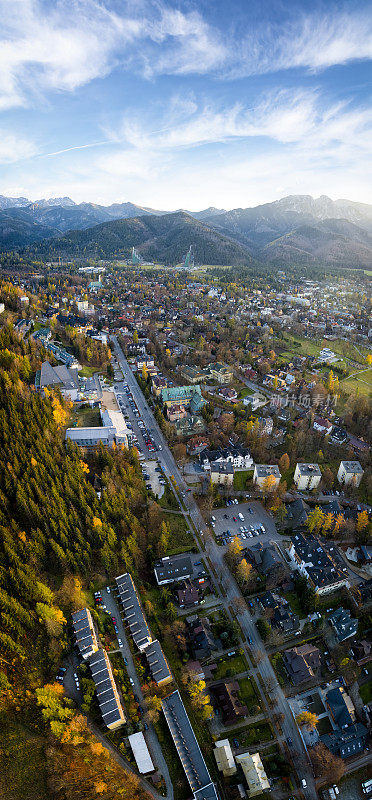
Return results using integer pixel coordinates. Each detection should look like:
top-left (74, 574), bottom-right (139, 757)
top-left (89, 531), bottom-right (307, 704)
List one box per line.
top-left (0, 260), bottom-right (371, 800)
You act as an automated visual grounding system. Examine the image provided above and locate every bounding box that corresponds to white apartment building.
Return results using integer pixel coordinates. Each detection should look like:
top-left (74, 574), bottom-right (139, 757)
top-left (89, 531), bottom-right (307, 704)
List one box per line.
top-left (294, 463), bottom-right (322, 491)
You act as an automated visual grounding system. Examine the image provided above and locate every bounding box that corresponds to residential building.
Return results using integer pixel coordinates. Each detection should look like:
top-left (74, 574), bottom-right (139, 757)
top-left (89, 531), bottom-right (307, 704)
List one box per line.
top-left (313, 417), bottom-right (333, 435)
top-left (329, 607), bottom-right (358, 641)
top-left (326, 687), bottom-right (355, 729)
top-left (161, 385), bottom-right (204, 409)
top-left (167, 403), bottom-right (187, 422)
top-left (186, 615), bottom-right (216, 660)
top-left (283, 644), bottom-right (321, 685)
top-left (71, 607), bottom-right (99, 660)
top-left (253, 464), bottom-right (281, 490)
top-left (180, 365), bottom-right (206, 384)
top-left (235, 752), bottom-right (270, 797)
top-left (116, 573), bottom-right (172, 683)
top-left (151, 375), bottom-right (168, 397)
top-left (243, 392), bottom-right (268, 411)
top-left (285, 498), bottom-right (310, 528)
top-left (211, 681), bottom-right (248, 725)
top-left (162, 691), bottom-right (219, 800)
top-left (88, 648), bottom-right (126, 730)
top-left (154, 555), bottom-right (193, 586)
top-left (246, 543), bottom-right (282, 577)
top-left (208, 362), bottom-right (234, 384)
top-left (320, 723), bottom-right (368, 759)
top-left (176, 580), bottom-right (200, 608)
top-left (287, 534), bottom-right (349, 594)
top-left (143, 639), bottom-right (172, 686)
top-left (128, 732), bottom-right (154, 774)
top-left (337, 460), bottom-right (364, 488)
top-left (200, 445), bottom-right (253, 472)
top-left (294, 463), bottom-right (322, 491)
top-left (116, 572), bottom-right (152, 650)
top-left (210, 461), bottom-right (234, 487)
top-left (218, 387), bottom-right (238, 402)
top-left (214, 740), bottom-right (237, 777)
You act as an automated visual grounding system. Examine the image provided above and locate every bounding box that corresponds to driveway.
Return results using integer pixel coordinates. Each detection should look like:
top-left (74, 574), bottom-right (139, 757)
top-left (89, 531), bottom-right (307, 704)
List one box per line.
top-left (102, 589), bottom-right (173, 800)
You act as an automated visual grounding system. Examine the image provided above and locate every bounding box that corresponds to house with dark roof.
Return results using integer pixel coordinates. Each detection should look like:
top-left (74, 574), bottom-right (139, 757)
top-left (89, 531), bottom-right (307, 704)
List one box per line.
top-left (143, 640), bottom-right (172, 686)
top-left (211, 681), bottom-right (248, 725)
top-left (329, 607), bottom-right (358, 642)
top-left (154, 555), bottom-right (193, 586)
top-left (285, 498), bottom-right (310, 528)
top-left (88, 648), bottom-right (126, 730)
top-left (186, 615), bottom-right (216, 660)
top-left (320, 723), bottom-right (368, 759)
top-left (260, 592), bottom-right (300, 635)
top-left (326, 687), bottom-right (355, 729)
top-left (71, 607), bottom-right (99, 660)
top-left (162, 691), bottom-right (219, 800)
top-left (246, 542), bottom-right (282, 576)
top-left (36, 360), bottom-right (80, 400)
top-left (287, 534), bottom-right (349, 595)
top-left (283, 644), bottom-right (321, 685)
top-left (176, 580), bottom-right (200, 608)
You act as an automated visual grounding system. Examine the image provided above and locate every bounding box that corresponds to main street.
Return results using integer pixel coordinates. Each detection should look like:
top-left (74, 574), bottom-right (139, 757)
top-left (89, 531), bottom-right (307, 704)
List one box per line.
top-left (111, 335), bottom-right (317, 800)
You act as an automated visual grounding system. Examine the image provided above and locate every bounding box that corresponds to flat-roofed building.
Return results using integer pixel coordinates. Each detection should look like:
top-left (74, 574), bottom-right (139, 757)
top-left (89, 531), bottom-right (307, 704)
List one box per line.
top-left (162, 691), bottom-right (219, 800)
top-left (116, 572), bottom-right (152, 651)
top-left (128, 732), bottom-right (154, 774)
top-left (88, 648), bottom-right (126, 730)
top-left (143, 639), bottom-right (173, 686)
top-left (253, 464), bottom-right (281, 490)
top-left (294, 463), bottom-right (322, 491)
top-left (71, 607), bottom-right (99, 660)
top-left (65, 426), bottom-right (116, 448)
top-left (154, 555), bottom-right (193, 586)
top-left (337, 460), bottom-right (364, 488)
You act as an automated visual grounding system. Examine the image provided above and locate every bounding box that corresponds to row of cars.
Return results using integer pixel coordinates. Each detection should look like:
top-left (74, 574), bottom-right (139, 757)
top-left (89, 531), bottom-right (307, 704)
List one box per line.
top-left (117, 385), bottom-right (159, 454)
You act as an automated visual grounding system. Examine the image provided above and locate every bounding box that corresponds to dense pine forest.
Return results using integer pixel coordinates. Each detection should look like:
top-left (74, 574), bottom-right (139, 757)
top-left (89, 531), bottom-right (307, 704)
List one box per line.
top-left (0, 325), bottom-right (163, 800)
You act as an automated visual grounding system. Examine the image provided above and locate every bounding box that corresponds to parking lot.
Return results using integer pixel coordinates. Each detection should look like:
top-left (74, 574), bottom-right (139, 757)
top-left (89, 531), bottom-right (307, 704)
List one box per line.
top-left (211, 500), bottom-right (279, 547)
top-left (141, 458), bottom-right (165, 498)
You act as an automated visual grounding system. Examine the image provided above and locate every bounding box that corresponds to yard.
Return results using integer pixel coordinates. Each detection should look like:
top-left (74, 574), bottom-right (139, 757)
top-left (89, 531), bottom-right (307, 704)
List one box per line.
top-left (283, 591), bottom-right (304, 617)
top-left (238, 676), bottom-right (259, 708)
top-left (162, 511), bottom-right (195, 555)
top-left (226, 720), bottom-right (273, 747)
top-left (213, 652), bottom-right (249, 680)
top-left (70, 405), bottom-right (102, 427)
top-left (316, 716), bottom-right (333, 735)
top-left (153, 716), bottom-right (190, 800)
top-left (359, 679), bottom-right (372, 704)
top-left (233, 470), bottom-right (253, 491)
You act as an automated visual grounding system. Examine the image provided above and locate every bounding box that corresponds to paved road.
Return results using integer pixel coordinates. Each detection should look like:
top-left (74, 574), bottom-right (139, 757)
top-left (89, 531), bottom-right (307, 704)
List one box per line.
top-left (111, 336), bottom-right (317, 800)
top-left (101, 588), bottom-right (174, 800)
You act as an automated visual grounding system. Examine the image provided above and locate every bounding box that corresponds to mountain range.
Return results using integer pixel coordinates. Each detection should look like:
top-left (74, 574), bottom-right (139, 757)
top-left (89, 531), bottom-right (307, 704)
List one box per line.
top-left (1, 193), bottom-right (372, 267)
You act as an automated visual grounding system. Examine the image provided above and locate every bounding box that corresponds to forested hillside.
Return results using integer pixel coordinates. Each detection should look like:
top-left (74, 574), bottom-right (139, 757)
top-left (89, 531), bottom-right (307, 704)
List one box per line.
top-left (0, 325), bottom-right (163, 800)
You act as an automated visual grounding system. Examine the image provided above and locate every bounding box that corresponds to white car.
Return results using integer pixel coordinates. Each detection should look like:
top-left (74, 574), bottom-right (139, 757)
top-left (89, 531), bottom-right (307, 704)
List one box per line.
top-left (301, 779), bottom-right (307, 789)
top-left (106, 586), bottom-right (111, 594)
top-left (118, 639), bottom-right (123, 648)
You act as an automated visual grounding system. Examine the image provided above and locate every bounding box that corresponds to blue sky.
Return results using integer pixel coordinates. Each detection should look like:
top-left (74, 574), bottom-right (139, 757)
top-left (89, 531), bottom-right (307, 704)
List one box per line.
top-left (0, 0), bottom-right (371, 209)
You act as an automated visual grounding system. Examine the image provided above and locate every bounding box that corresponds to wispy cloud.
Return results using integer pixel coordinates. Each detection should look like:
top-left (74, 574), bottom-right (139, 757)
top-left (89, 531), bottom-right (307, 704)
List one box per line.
top-left (232, 10), bottom-right (372, 76)
top-left (0, 1), bottom-right (371, 111)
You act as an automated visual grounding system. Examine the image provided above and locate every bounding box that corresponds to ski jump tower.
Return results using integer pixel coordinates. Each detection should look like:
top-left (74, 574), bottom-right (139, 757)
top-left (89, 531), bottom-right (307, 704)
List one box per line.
top-left (182, 245), bottom-right (195, 269)
top-left (131, 247), bottom-right (142, 266)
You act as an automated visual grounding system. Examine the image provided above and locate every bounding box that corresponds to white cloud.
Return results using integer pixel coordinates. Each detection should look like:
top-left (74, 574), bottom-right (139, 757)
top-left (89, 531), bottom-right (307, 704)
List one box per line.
top-left (0, 130), bottom-right (36, 162)
top-left (230, 9), bottom-right (372, 76)
top-left (0, 2), bottom-right (370, 112)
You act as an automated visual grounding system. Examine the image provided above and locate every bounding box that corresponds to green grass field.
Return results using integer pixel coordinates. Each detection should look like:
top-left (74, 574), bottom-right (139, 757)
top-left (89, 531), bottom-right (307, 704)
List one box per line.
top-left (163, 512), bottom-right (195, 555)
top-left (226, 720), bottom-right (273, 745)
top-left (238, 676), bottom-right (259, 706)
top-left (214, 652), bottom-right (248, 679)
top-left (71, 405), bottom-right (102, 427)
top-left (359, 680), bottom-right (372, 704)
top-left (233, 470), bottom-right (253, 491)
